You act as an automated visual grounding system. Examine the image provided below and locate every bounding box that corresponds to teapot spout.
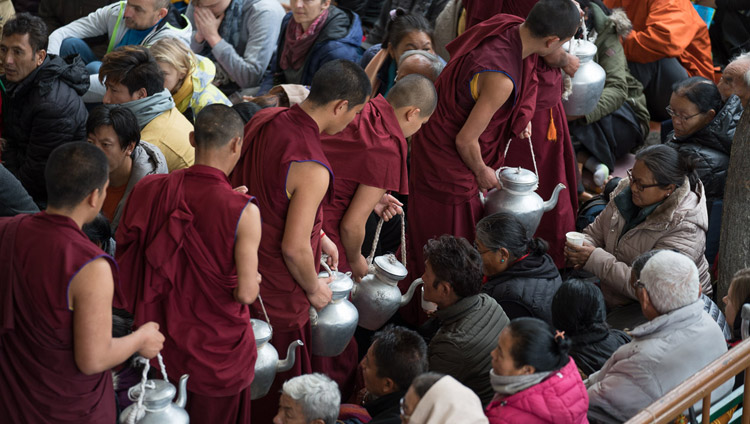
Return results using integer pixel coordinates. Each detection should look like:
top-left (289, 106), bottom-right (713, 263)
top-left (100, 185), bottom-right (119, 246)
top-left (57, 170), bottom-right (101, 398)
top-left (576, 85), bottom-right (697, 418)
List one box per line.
top-left (400, 278), bottom-right (424, 307)
top-left (175, 374), bottom-right (189, 408)
top-left (277, 340), bottom-right (304, 373)
top-left (542, 183), bottom-right (566, 213)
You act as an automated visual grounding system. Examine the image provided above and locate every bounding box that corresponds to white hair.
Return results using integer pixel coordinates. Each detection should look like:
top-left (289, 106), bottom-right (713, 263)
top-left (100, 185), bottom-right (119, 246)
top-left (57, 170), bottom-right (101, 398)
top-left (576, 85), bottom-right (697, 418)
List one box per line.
top-left (398, 49), bottom-right (444, 81)
top-left (640, 250), bottom-right (699, 313)
top-left (281, 373), bottom-right (340, 424)
top-left (730, 52), bottom-right (750, 88)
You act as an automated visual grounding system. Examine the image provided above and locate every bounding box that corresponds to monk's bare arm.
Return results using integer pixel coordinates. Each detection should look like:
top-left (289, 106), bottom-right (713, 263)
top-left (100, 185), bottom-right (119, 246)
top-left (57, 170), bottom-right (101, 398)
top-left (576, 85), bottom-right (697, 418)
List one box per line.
top-left (543, 47), bottom-right (580, 75)
top-left (70, 258), bottom-right (164, 375)
top-left (234, 202), bottom-right (262, 304)
top-left (455, 71), bottom-right (514, 192)
top-left (341, 184), bottom-right (387, 282)
top-left (283, 161), bottom-right (333, 310)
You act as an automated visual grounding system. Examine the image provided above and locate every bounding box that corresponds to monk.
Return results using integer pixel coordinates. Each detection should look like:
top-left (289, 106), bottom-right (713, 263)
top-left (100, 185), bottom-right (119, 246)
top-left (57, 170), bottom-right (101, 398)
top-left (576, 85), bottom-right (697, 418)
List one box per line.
top-left (115, 104), bottom-right (262, 424)
top-left (406, 0), bottom-right (582, 314)
top-left (0, 142), bottom-right (164, 423)
top-left (230, 59), bottom-right (371, 422)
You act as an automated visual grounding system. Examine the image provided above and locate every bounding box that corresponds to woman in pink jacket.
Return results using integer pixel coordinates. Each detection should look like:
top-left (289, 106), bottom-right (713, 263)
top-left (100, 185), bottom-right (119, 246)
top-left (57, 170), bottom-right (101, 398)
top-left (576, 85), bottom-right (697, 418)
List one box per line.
top-left (485, 318), bottom-right (589, 424)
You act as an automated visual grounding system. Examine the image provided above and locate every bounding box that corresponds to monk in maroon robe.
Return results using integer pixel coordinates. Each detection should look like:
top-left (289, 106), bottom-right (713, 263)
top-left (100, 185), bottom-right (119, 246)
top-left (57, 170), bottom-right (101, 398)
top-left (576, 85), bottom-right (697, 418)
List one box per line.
top-left (116, 105), bottom-right (261, 424)
top-left (229, 60), bottom-right (371, 422)
top-left (0, 143), bottom-right (164, 423)
top-left (405, 0), bottom-right (581, 324)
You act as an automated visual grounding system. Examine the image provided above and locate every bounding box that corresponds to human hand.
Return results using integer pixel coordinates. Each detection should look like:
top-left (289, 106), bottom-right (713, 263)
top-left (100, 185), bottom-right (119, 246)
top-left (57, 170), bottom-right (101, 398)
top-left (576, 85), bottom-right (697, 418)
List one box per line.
top-left (321, 235), bottom-right (339, 270)
top-left (233, 185), bottom-right (248, 194)
top-left (193, 7), bottom-right (223, 46)
top-left (307, 276), bottom-right (333, 310)
top-left (374, 193), bottom-right (403, 222)
top-left (518, 121), bottom-right (532, 139)
top-left (563, 53), bottom-right (580, 76)
top-left (475, 165), bottom-right (501, 192)
top-left (351, 254), bottom-right (369, 282)
top-left (135, 322), bottom-right (165, 359)
top-left (564, 242), bottom-right (595, 269)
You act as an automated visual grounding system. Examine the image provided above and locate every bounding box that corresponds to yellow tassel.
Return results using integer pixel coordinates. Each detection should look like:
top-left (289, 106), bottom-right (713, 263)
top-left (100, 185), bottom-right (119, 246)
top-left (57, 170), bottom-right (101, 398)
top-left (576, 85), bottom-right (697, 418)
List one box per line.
top-left (547, 109), bottom-right (557, 141)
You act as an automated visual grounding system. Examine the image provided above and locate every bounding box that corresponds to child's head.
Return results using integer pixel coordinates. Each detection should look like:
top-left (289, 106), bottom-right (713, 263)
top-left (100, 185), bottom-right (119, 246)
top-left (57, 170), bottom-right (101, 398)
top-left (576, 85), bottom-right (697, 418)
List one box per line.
top-left (724, 268), bottom-right (750, 334)
top-left (149, 37), bottom-right (195, 94)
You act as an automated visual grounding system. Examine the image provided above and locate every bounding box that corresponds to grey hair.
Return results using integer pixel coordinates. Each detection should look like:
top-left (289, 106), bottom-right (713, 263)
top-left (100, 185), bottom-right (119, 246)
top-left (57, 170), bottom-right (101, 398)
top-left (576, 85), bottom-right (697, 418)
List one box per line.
top-left (640, 250), bottom-right (699, 314)
top-left (281, 373), bottom-right (340, 424)
top-left (398, 49), bottom-right (444, 80)
top-left (410, 372), bottom-right (445, 398)
top-left (731, 52), bottom-right (750, 88)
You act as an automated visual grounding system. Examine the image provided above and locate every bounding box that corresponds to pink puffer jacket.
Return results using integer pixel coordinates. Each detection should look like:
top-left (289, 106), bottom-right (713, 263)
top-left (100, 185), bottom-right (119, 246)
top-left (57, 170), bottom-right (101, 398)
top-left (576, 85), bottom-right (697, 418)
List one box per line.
top-left (485, 358), bottom-right (589, 424)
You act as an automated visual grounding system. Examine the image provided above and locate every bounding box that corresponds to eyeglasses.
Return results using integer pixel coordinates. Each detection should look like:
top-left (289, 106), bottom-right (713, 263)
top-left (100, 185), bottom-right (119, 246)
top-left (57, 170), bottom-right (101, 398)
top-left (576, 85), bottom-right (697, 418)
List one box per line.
top-left (473, 242), bottom-right (495, 256)
top-left (632, 279), bottom-right (646, 292)
top-left (626, 168), bottom-right (663, 191)
top-left (665, 105), bottom-right (703, 122)
top-left (400, 397), bottom-right (411, 421)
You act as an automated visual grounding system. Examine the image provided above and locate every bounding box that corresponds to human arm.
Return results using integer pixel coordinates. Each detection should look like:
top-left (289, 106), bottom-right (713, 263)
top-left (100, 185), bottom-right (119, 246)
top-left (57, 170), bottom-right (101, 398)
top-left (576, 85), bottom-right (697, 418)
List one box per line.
top-left (543, 47), bottom-right (580, 76)
top-left (70, 258), bottom-right (165, 375)
top-left (587, 355), bottom-right (656, 422)
top-left (282, 161), bottom-right (333, 310)
top-left (373, 193), bottom-right (403, 221)
top-left (47, 2), bottom-right (119, 55)
top-left (234, 201), bottom-right (262, 304)
top-left (455, 71), bottom-right (514, 192)
top-left (620, 0), bottom-right (701, 63)
top-left (341, 184), bottom-right (387, 281)
top-left (584, 35), bottom-right (629, 124)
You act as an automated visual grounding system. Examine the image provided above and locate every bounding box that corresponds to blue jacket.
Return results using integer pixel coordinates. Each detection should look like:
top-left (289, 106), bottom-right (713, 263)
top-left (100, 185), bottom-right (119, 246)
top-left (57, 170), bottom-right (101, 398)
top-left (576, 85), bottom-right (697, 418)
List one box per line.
top-left (260, 6), bottom-right (363, 93)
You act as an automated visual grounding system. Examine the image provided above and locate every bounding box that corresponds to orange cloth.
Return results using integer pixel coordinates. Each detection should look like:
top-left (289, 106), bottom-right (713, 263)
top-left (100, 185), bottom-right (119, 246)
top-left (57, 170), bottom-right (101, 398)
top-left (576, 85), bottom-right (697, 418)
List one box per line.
top-left (101, 183), bottom-right (127, 221)
top-left (604, 0), bottom-right (713, 80)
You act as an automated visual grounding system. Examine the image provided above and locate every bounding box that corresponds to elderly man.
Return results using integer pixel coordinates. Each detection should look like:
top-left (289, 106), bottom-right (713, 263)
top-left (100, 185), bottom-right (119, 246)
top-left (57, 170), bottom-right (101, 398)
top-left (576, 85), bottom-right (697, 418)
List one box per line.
top-left (587, 250), bottom-right (732, 422)
top-left (718, 52), bottom-right (750, 106)
top-left (274, 373), bottom-right (341, 424)
top-left (421, 235), bottom-right (510, 405)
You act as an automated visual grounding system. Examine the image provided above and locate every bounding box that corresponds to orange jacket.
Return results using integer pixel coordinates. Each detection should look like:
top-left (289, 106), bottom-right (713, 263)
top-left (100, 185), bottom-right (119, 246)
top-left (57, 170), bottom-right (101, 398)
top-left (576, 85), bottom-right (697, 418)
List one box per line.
top-left (604, 0), bottom-right (714, 79)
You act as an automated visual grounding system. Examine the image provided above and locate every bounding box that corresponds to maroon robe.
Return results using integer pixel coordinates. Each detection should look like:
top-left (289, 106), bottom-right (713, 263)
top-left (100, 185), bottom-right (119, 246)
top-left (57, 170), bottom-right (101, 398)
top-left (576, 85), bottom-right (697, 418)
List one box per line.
top-left (318, 94), bottom-right (409, 398)
top-left (406, 15), bottom-right (538, 323)
top-left (0, 212), bottom-right (117, 423)
top-left (115, 165), bottom-right (257, 423)
top-left (230, 104), bottom-right (334, 423)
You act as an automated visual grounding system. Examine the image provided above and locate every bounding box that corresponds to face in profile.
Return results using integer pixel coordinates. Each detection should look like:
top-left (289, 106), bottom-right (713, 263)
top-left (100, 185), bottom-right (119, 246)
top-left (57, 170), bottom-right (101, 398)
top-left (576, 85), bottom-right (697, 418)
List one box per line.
top-left (0, 33), bottom-right (45, 83)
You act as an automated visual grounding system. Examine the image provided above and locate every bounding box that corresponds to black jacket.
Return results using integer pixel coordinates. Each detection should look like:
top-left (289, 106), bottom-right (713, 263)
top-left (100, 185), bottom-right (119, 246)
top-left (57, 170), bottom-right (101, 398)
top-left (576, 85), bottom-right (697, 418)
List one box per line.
top-left (666, 94), bottom-right (743, 202)
top-left (1, 54), bottom-right (89, 206)
top-left (570, 328), bottom-right (631, 378)
top-left (481, 253), bottom-right (563, 324)
top-left (366, 390), bottom-right (404, 424)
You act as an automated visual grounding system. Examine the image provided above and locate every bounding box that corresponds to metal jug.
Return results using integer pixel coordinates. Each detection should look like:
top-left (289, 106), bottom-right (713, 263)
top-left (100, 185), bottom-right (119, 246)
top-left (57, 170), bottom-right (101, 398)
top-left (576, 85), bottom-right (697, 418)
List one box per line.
top-left (120, 374), bottom-right (190, 424)
top-left (309, 265), bottom-right (359, 357)
top-left (250, 318), bottom-right (302, 400)
top-left (483, 167), bottom-right (566, 238)
top-left (562, 39), bottom-right (606, 116)
top-left (351, 254), bottom-right (423, 330)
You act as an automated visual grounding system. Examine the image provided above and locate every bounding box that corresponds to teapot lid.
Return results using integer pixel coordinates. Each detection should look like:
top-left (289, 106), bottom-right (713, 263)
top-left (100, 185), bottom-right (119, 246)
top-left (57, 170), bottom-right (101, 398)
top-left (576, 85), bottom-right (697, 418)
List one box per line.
top-left (564, 39), bottom-right (597, 58)
top-left (374, 254), bottom-right (407, 281)
top-left (318, 270), bottom-right (354, 297)
top-left (251, 318), bottom-right (272, 344)
top-left (499, 167), bottom-right (538, 186)
top-left (130, 379), bottom-right (176, 405)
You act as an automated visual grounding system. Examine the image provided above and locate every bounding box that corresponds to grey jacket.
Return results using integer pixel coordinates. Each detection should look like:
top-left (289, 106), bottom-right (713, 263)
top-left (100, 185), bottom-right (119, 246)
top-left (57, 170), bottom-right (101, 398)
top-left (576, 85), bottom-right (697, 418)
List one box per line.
top-left (0, 164), bottom-right (39, 217)
top-left (187, 0), bottom-right (284, 89)
top-left (587, 300), bottom-right (732, 422)
top-left (429, 293), bottom-right (509, 405)
top-left (109, 141), bottom-right (168, 231)
top-left (583, 177), bottom-right (711, 308)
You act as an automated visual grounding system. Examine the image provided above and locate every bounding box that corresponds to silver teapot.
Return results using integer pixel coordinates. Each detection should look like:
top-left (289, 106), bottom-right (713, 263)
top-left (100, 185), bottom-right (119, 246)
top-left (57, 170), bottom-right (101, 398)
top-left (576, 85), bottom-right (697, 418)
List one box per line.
top-left (351, 254), bottom-right (422, 330)
top-left (309, 266), bottom-right (359, 357)
top-left (120, 374), bottom-right (190, 424)
top-left (562, 39), bottom-right (606, 116)
top-left (483, 167), bottom-right (566, 238)
top-left (250, 318), bottom-right (302, 400)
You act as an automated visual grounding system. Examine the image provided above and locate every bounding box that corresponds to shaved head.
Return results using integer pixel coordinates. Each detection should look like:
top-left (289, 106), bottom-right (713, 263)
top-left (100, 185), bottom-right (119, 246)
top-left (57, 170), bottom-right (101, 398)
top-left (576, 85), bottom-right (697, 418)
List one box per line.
top-left (194, 104), bottom-right (244, 150)
top-left (397, 50), bottom-right (443, 82)
top-left (386, 74), bottom-right (437, 117)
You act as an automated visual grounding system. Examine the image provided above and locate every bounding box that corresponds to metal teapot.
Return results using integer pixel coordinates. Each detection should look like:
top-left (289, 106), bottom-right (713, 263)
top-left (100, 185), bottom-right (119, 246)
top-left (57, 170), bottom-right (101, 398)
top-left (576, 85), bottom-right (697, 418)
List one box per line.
top-left (309, 265), bottom-right (359, 357)
top-left (120, 373), bottom-right (190, 424)
top-left (250, 318), bottom-right (302, 400)
top-left (351, 254), bottom-right (423, 331)
top-left (562, 39), bottom-right (606, 116)
top-left (483, 167), bottom-right (566, 238)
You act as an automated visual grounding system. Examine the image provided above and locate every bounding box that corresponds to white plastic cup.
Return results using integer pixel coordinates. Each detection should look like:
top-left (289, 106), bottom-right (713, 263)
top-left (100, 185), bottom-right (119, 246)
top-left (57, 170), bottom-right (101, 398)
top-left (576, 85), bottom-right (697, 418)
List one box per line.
top-left (421, 286), bottom-right (437, 313)
top-left (566, 231), bottom-right (586, 246)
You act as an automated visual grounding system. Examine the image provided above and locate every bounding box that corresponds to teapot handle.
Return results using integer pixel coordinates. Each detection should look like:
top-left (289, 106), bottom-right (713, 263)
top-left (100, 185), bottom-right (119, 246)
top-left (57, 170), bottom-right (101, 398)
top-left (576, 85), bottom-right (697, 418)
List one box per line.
top-left (320, 259), bottom-right (334, 278)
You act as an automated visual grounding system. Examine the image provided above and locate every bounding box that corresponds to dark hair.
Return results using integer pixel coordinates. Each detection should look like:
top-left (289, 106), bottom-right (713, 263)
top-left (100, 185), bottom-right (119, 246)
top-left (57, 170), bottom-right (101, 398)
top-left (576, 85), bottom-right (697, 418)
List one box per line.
top-left (82, 213), bottom-right (113, 253)
top-left (3, 13), bottom-right (48, 52)
top-left (99, 45), bottom-right (164, 97)
top-left (232, 101), bottom-right (264, 124)
top-left (507, 317), bottom-right (571, 372)
top-left (631, 250), bottom-right (662, 280)
top-left (410, 372), bottom-right (445, 398)
top-left (382, 10), bottom-right (434, 50)
top-left (475, 213), bottom-right (549, 260)
top-left (194, 104), bottom-right (244, 149)
top-left (87, 105), bottom-right (141, 151)
top-left (551, 279), bottom-right (609, 339)
top-left (635, 144), bottom-right (699, 189)
top-left (423, 235), bottom-right (483, 298)
top-left (672, 77), bottom-right (723, 115)
top-left (386, 73), bottom-right (437, 117)
top-left (526, 0), bottom-right (581, 40)
top-left (306, 59), bottom-right (371, 110)
top-left (45, 142), bottom-right (109, 210)
top-left (371, 325), bottom-right (428, 391)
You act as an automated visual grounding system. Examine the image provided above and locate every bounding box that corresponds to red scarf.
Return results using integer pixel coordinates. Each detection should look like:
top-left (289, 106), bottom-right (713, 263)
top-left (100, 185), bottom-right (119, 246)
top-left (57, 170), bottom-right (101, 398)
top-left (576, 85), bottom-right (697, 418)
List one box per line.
top-left (281, 8), bottom-right (330, 71)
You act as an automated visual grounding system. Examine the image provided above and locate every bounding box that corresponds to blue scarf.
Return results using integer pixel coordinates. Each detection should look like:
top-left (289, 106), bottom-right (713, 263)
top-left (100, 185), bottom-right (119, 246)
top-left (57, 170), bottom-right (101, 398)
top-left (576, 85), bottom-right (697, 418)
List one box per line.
top-left (201, 0), bottom-right (246, 60)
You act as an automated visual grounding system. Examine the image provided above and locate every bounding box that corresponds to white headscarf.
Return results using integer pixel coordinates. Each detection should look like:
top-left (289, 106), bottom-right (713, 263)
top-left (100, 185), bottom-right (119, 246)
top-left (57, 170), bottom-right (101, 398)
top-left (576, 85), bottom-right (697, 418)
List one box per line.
top-left (409, 376), bottom-right (489, 424)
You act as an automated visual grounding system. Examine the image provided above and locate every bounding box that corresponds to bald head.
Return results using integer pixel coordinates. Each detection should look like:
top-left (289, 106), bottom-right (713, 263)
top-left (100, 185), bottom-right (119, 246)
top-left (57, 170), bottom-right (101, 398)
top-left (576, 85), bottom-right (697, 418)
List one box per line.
top-left (387, 74), bottom-right (438, 118)
top-left (397, 50), bottom-right (444, 83)
top-left (718, 53), bottom-right (750, 105)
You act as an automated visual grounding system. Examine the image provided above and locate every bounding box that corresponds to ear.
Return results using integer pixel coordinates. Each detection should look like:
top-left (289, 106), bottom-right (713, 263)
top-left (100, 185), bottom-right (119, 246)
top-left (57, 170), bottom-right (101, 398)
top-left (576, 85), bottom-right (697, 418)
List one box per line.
top-left (382, 377), bottom-right (397, 393)
top-left (405, 106), bottom-right (421, 122)
top-left (437, 280), bottom-right (453, 297)
top-left (157, 7), bottom-right (169, 20)
top-left (498, 247), bottom-right (511, 262)
top-left (189, 131), bottom-right (197, 148)
top-left (230, 135), bottom-right (243, 154)
top-left (35, 49), bottom-right (47, 66)
top-left (545, 36), bottom-right (561, 49)
top-left (126, 141), bottom-right (137, 156)
top-left (333, 99), bottom-right (349, 115)
top-left (134, 87), bottom-right (148, 100)
top-left (707, 109), bottom-right (717, 120)
top-left (321, 0), bottom-right (331, 10)
top-left (520, 364), bottom-right (536, 375)
top-left (88, 187), bottom-right (103, 209)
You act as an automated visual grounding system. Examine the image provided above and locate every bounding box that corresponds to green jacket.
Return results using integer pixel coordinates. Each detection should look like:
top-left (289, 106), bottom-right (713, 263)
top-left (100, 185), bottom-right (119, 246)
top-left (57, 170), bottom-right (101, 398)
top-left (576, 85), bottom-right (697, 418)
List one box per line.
top-left (585, 4), bottom-right (650, 129)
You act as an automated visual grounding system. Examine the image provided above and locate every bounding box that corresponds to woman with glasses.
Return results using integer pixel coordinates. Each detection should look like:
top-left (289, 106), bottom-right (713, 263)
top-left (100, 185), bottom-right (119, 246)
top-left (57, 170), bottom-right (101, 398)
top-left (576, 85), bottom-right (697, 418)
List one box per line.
top-left (565, 144), bottom-right (712, 310)
top-left (664, 77), bottom-right (743, 267)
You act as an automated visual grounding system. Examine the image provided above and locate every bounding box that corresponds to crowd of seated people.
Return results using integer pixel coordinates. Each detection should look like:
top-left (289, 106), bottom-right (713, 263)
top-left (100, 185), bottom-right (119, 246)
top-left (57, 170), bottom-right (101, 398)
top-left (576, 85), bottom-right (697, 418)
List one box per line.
top-left (1, 0), bottom-right (749, 423)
